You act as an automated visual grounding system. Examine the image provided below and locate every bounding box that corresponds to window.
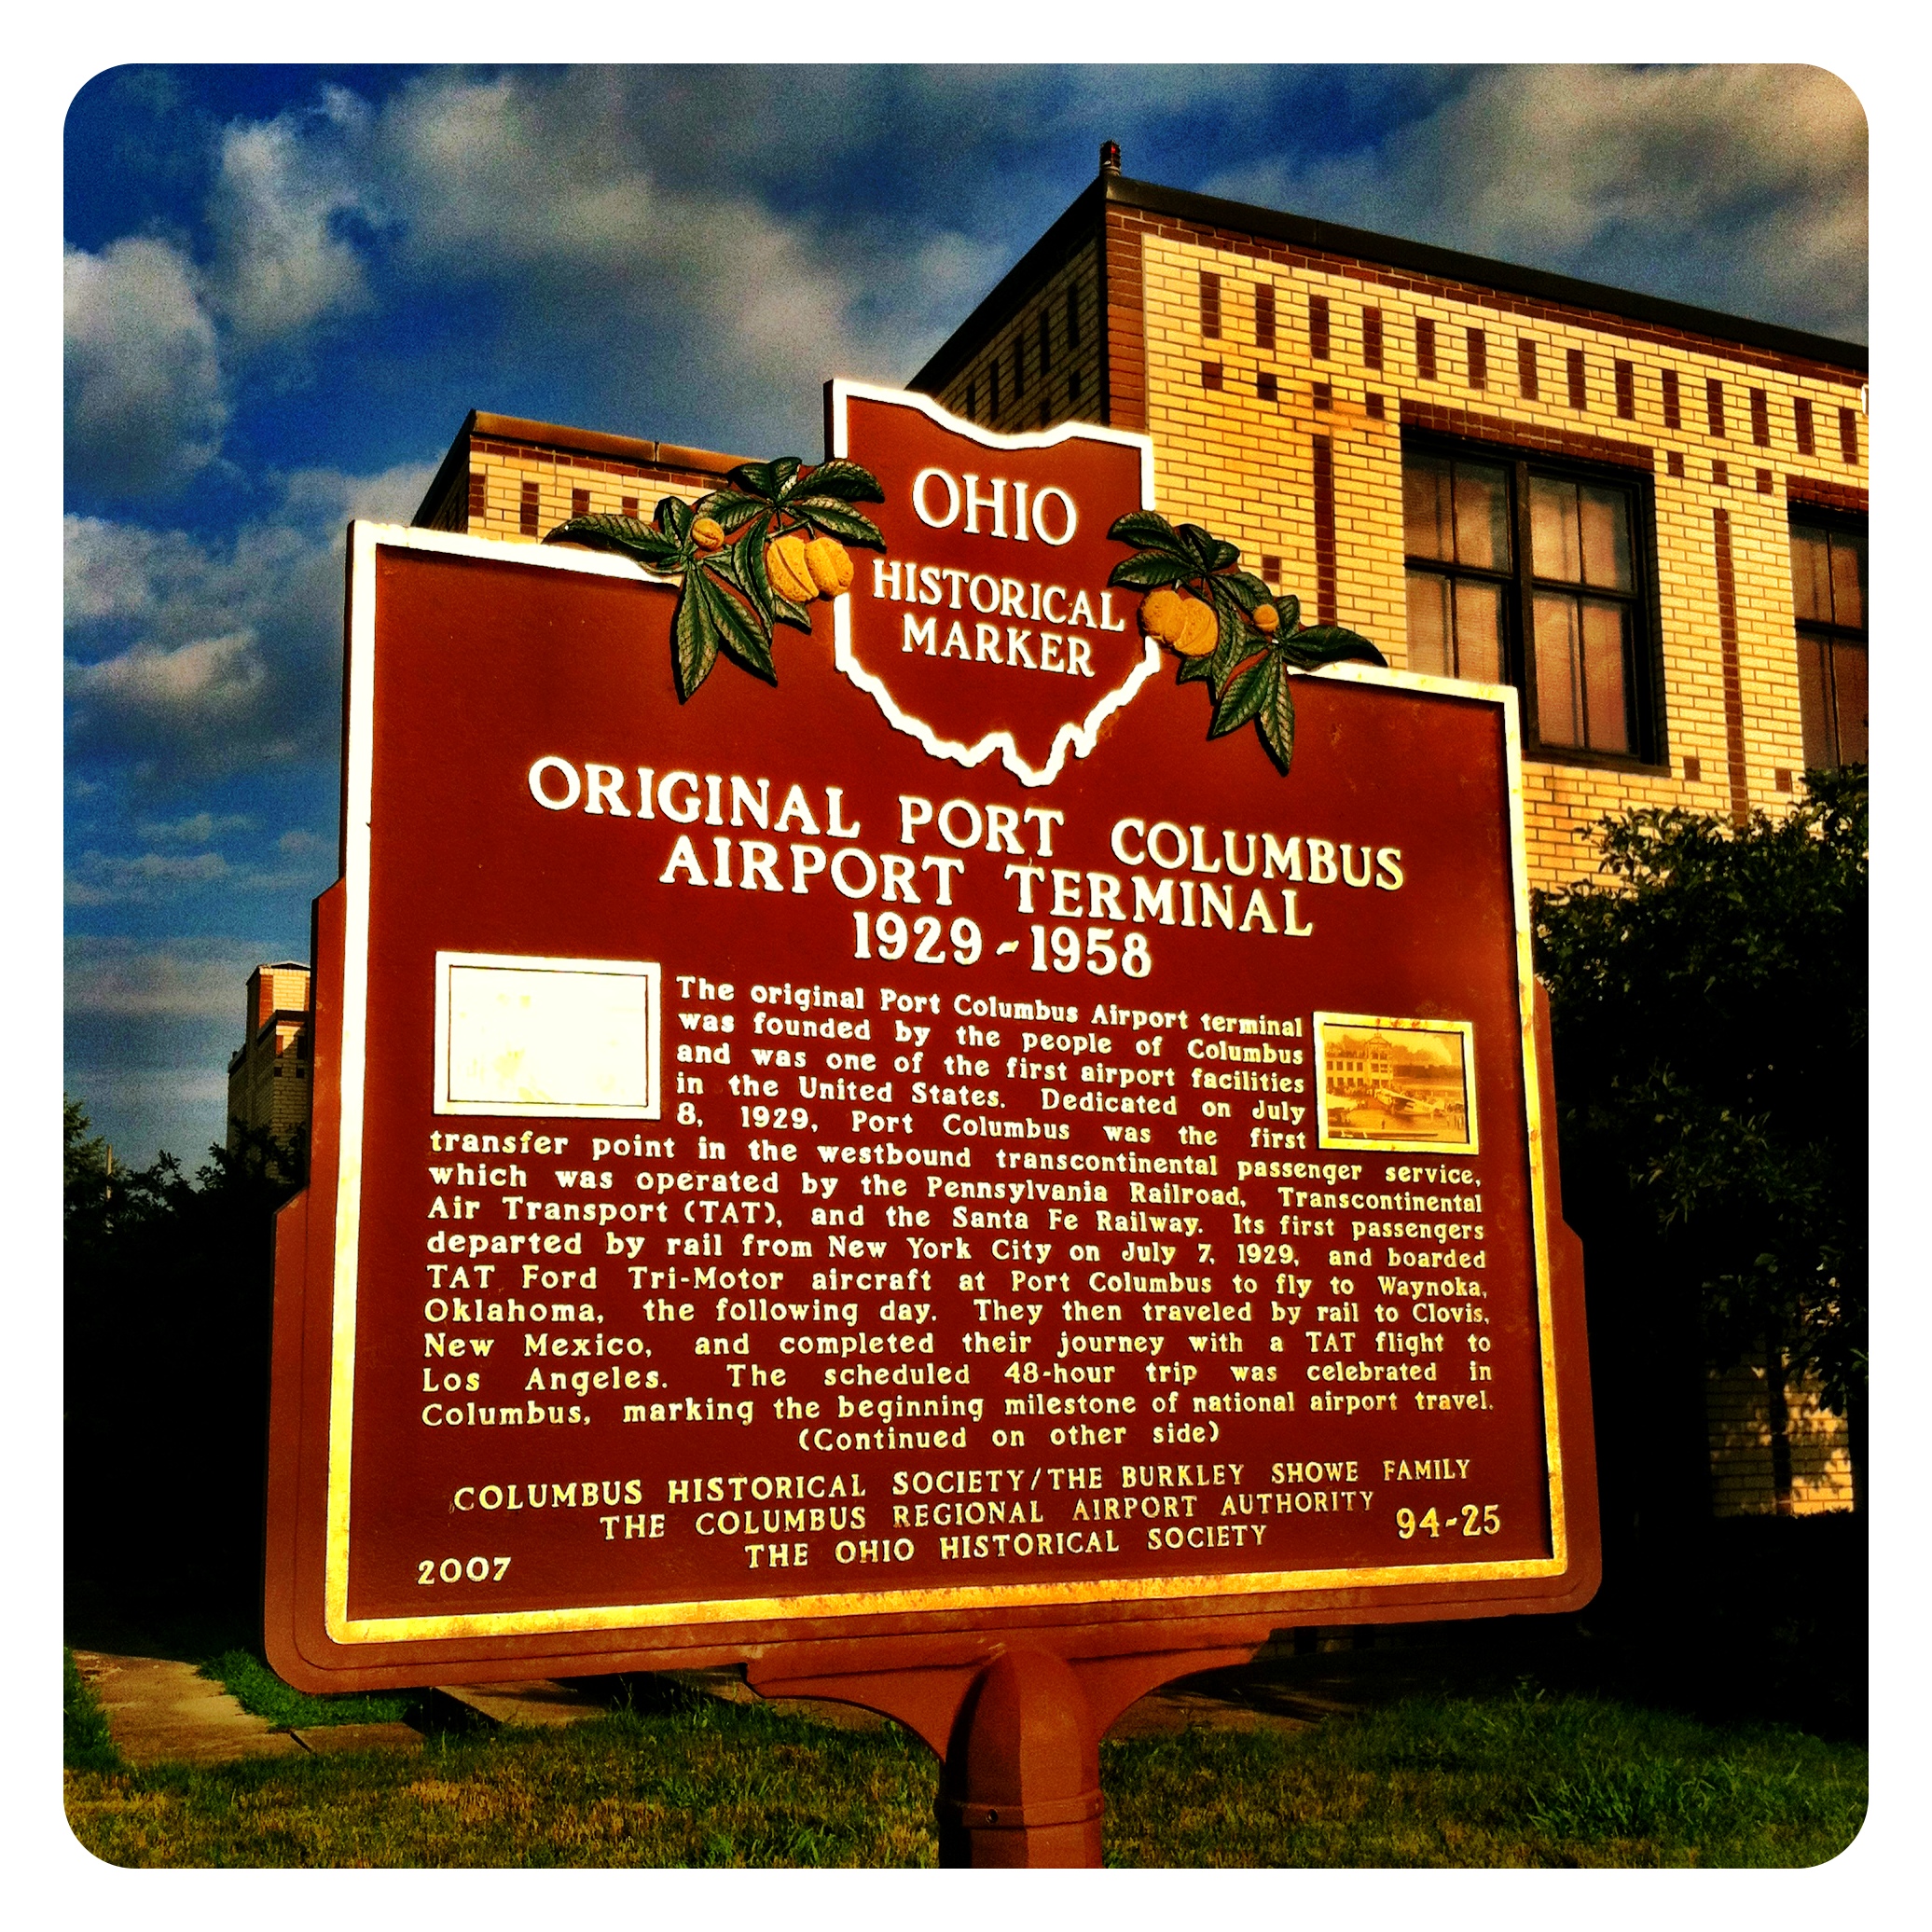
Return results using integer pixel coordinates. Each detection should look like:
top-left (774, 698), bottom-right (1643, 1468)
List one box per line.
top-left (1403, 441), bottom-right (1657, 760)
top-left (1790, 513), bottom-right (1867, 768)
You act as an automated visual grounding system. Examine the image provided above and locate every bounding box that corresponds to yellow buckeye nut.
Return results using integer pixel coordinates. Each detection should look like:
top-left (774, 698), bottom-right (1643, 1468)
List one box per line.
top-left (1174, 595), bottom-right (1220, 657)
top-left (766, 533), bottom-right (816, 603)
top-left (1138, 587), bottom-right (1186, 642)
top-left (805, 535), bottom-right (854, 597)
top-left (1251, 602), bottom-right (1280, 634)
top-left (691, 516), bottom-right (725, 553)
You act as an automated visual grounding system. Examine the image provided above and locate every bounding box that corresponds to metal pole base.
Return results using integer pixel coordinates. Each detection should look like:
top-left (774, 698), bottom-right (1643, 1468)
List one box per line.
top-left (936, 1649), bottom-right (1104, 1868)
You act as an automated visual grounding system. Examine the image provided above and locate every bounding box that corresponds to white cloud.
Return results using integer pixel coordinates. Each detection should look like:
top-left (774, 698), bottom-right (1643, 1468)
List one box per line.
top-left (278, 460), bottom-right (438, 530)
top-left (207, 87), bottom-right (380, 346)
top-left (64, 846), bottom-right (312, 908)
top-left (135, 811), bottom-right (255, 844)
top-left (1201, 65), bottom-right (1867, 340)
top-left (67, 629), bottom-right (266, 719)
top-left (65, 935), bottom-right (269, 1021)
top-left (62, 457), bottom-right (423, 778)
top-left (64, 236), bottom-right (227, 496)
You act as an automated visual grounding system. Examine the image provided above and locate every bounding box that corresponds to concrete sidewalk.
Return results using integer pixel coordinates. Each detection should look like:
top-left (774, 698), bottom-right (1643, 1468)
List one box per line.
top-left (71, 1651), bottom-right (422, 1769)
top-left (71, 1648), bottom-right (1362, 1770)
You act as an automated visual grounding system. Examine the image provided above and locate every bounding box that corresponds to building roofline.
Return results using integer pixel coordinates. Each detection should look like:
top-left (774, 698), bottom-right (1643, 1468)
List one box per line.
top-left (910, 172), bottom-right (1865, 396)
top-left (412, 411), bottom-right (754, 526)
top-left (910, 181), bottom-right (1107, 396)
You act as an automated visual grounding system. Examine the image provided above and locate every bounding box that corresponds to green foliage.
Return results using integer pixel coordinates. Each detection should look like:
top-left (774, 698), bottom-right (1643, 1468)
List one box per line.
top-left (545, 458), bottom-right (884, 700)
top-left (1105, 512), bottom-right (1383, 773)
top-left (200, 1649), bottom-right (416, 1732)
top-left (61, 1681), bottom-right (1864, 1869)
top-left (1101, 1688), bottom-right (1865, 1868)
top-left (64, 1649), bottom-right (123, 1773)
top-left (64, 1103), bottom-right (308, 1612)
top-left (1532, 769), bottom-right (1867, 1424)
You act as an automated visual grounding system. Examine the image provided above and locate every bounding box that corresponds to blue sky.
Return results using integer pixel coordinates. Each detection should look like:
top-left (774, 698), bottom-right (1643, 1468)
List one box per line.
top-left (62, 62), bottom-right (1868, 1166)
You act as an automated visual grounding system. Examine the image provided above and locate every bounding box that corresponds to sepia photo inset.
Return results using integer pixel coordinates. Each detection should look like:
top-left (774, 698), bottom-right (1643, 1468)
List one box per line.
top-left (1313, 1014), bottom-right (1478, 1154)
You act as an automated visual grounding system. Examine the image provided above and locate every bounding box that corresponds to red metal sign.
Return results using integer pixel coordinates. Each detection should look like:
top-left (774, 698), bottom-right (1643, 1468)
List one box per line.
top-left (266, 390), bottom-right (1595, 1727)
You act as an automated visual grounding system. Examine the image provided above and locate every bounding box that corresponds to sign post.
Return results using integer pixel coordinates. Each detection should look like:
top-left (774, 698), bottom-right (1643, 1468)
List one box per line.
top-left (266, 383), bottom-right (1597, 1865)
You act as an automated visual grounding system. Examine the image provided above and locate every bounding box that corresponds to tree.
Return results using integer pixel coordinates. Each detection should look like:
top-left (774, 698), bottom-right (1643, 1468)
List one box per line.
top-left (1533, 768), bottom-right (1867, 1516)
top-left (63, 1098), bottom-right (308, 1618)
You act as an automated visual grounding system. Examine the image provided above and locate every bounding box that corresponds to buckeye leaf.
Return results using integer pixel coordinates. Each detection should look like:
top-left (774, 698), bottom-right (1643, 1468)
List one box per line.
top-left (656, 496), bottom-right (696, 545)
top-left (1208, 656), bottom-right (1272, 738)
top-left (544, 515), bottom-right (683, 573)
top-left (791, 499), bottom-right (887, 548)
top-left (1222, 571), bottom-right (1271, 613)
top-left (1106, 510), bottom-right (1189, 555)
top-left (1281, 625), bottom-right (1387, 669)
top-left (1254, 657), bottom-right (1299, 775)
top-left (670, 575), bottom-right (721, 701)
top-left (697, 490), bottom-right (770, 534)
top-left (701, 569), bottom-right (778, 684)
top-left (726, 460), bottom-right (783, 504)
top-left (800, 460), bottom-right (885, 504)
top-left (1108, 552), bottom-right (1196, 589)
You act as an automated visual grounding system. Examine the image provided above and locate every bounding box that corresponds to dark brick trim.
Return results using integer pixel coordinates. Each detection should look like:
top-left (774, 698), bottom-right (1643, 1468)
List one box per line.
top-left (1467, 327), bottom-right (1487, 391)
top-left (1089, 181), bottom-right (1864, 379)
top-left (1104, 212), bottom-right (1146, 431)
top-left (1706, 378), bottom-right (1727, 439)
top-left (1839, 407), bottom-right (1860, 465)
top-left (1794, 396), bottom-right (1815, 456)
top-left (1662, 369), bottom-right (1681, 430)
top-left (906, 172), bottom-right (1864, 409)
top-left (1566, 348), bottom-right (1587, 411)
top-left (1255, 280), bottom-right (1276, 352)
top-left (1615, 359), bottom-right (1635, 420)
top-left (1310, 293), bottom-right (1331, 360)
top-left (1750, 387), bottom-right (1771, 447)
top-left (1787, 475), bottom-right (1869, 514)
top-left (1713, 507), bottom-right (1749, 827)
top-left (1312, 435), bottom-right (1337, 624)
top-left (1362, 305), bottom-right (1384, 370)
top-left (1200, 269), bottom-right (1222, 339)
top-left (1416, 316), bottom-right (1437, 382)
top-left (1517, 337), bottom-right (1539, 400)
top-left (1398, 400), bottom-right (1654, 471)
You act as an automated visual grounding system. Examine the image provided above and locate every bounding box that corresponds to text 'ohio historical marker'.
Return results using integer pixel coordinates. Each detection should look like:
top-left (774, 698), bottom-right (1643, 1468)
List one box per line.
top-left (266, 382), bottom-right (1597, 1863)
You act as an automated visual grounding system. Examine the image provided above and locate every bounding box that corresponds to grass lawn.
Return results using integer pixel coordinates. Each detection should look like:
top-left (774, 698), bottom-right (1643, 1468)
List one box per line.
top-left (63, 1673), bottom-right (1864, 1870)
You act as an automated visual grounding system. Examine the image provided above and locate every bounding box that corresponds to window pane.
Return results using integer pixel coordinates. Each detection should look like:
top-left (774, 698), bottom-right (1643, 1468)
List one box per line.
top-left (1452, 462), bottom-right (1511, 571)
top-left (1828, 530), bottom-right (1866, 630)
top-left (1403, 455), bottom-right (1453, 560)
top-left (1831, 641), bottom-right (1868, 764)
top-left (1795, 635), bottom-right (1832, 767)
top-left (1533, 594), bottom-right (1582, 746)
top-left (1453, 579), bottom-right (1505, 683)
top-left (1577, 484), bottom-right (1634, 590)
top-left (1529, 476), bottom-right (1582, 583)
top-left (1405, 571), bottom-right (1451, 675)
top-left (1580, 600), bottom-right (1630, 752)
top-left (1790, 526), bottom-right (1831, 624)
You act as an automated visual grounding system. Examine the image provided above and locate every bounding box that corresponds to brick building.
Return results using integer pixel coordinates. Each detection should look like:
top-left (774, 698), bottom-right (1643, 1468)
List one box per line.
top-left (407, 150), bottom-right (1863, 1514)
top-left (226, 962), bottom-right (312, 1159)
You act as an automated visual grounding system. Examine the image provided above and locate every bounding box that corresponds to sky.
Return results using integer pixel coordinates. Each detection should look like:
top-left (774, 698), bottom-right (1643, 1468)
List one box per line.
top-left (62, 62), bottom-right (1869, 1166)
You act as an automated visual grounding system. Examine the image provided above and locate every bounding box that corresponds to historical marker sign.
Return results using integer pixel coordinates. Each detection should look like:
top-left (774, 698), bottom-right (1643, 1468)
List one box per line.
top-left (266, 385), bottom-right (1595, 1712)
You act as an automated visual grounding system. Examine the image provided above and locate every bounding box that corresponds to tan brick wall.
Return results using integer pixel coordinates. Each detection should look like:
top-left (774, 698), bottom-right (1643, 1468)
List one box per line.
top-left (462, 437), bottom-right (724, 545)
top-left (1125, 225), bottom-right (1866, 894)
top-left (1706, 1357), bottom-right (1855, 1516)
top-left (934, 241), bottom-right (1105, 435)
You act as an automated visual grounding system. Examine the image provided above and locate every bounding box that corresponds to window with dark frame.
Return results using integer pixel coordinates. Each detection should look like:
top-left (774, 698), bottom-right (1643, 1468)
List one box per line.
top-left (1402, 440), bottom-right (1655, 760)
top-left (1789, 511), bottom-right (1868, 770)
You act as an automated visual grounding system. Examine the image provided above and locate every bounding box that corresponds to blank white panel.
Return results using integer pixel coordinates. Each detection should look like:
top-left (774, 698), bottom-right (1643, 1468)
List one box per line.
top-left (435, 953), bottom-right (660, 1118)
